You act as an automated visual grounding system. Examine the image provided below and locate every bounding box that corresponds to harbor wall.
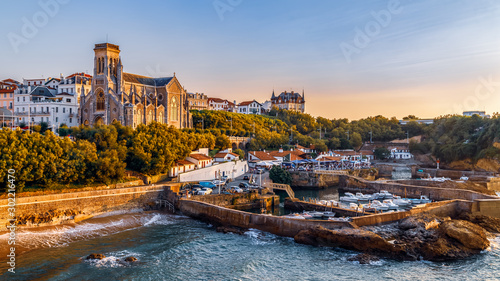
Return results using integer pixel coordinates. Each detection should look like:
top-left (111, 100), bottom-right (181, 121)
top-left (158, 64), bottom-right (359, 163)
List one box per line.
top-left (412, 167), bottom-right (496, 179)
top-left (339, 175), bottom-right (497, 201)
top-left (471, 199), bottom-right (500, 218)
top-left (0, 184), bottom-right (177, 231)
top-left (290, 171), bottom-right (339, 188)
top-left (177, 199), bottom-right (354, 237)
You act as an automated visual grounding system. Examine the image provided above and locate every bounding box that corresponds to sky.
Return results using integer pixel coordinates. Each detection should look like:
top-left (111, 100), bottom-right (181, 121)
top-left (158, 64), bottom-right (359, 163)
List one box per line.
top-left (0, 0), bottom-right (499, 120)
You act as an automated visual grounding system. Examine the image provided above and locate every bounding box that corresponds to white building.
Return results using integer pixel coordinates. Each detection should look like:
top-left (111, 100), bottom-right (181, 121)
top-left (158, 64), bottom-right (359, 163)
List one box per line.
top-left (214, 152), bottom-right (239, 162)
top-left (208, 98), bottom-right (235, 112)
top-left (14, 85), bottom-right (79, 130)
top-left (58, 73), bottom-right (92, 103)
top-left (390, 148), bottom-right (413, 159)
top-left (23, 78), bottom-right (45, 87)
top-left (238, 100), bottom-right (262, 115)
top-left (463, 111), bottom-right (490, 118)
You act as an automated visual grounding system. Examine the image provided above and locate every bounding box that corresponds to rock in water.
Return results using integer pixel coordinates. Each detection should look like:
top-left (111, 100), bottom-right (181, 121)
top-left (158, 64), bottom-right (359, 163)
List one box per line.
top-left (347, 253), bottom-right (380, 264)
top-left (86, 253), bottom-right (106, 260)
top-left (125, 256), bottom-right (137, 262)
top-left (440, 220), bottom-right (490, 250)
top-left (294, 226), bottom-right (400, 254)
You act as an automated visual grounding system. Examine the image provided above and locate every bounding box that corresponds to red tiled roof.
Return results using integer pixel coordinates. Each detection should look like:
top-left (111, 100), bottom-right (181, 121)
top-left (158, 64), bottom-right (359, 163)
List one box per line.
top-left (208, 98), bottom-right (226, 103)
top-left (214, 152), bottom-right (239, 158)
top-left (188, 153), bottom-right (212, 161)
top-left (176, 160), bottom-right (194, 166)
top-left (249, 151), bottom-right (276, 161)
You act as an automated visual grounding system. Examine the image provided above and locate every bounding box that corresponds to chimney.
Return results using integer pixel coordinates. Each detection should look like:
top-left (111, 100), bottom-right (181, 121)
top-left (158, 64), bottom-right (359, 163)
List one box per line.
top-left (279, 148), bottom-right (283, 153)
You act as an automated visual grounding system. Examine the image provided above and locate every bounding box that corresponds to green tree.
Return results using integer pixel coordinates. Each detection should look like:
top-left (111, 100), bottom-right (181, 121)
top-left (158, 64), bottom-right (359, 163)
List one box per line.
top-left (215, 134), bottom-right (231, 150)
top-left (374, 147), bottom-right (391, 160)
top-left (269, 165), bottom-right (292, 185)
top-left (233, 148), bottom-right (245, 160)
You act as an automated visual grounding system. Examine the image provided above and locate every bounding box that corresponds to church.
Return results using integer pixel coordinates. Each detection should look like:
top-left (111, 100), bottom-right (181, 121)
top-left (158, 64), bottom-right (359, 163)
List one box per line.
top-left (79, 43), bottom-right (191, 128)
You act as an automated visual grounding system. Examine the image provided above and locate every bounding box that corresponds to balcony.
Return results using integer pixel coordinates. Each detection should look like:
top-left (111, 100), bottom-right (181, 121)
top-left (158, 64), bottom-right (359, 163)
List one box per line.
top-left (16, 111), bottom-right (51, 116)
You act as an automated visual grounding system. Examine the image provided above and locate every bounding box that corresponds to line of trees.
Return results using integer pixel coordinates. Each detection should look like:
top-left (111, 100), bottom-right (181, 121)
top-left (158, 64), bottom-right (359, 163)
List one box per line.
top-left (0, 122), bottom-right (229, 192)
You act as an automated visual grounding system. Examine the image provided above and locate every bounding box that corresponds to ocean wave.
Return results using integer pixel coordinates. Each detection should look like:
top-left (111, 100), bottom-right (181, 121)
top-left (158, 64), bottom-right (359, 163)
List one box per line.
top-left (0, 212), bottom-right (177, 251)
top-left (244, 228), bottom-right (280, 245)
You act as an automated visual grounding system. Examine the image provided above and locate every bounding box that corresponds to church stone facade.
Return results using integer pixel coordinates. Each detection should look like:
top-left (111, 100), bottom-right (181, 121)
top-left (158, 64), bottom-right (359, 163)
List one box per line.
top-left (80, 43), bottom-right (191, 128)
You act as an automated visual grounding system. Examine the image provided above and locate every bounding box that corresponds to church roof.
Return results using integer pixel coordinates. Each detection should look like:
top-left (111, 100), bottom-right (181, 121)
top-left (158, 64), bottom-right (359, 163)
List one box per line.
top-left (123, 73), bottom-right (173, 87)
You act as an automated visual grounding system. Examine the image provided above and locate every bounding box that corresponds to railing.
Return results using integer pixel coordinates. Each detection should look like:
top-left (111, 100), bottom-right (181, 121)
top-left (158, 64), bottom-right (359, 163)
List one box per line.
top-left (313, 170), bottom-right (349, 175)
top-left (266, 183), bottom-right (295, 198)
top-left (157, 199), bottom-right (175, 212)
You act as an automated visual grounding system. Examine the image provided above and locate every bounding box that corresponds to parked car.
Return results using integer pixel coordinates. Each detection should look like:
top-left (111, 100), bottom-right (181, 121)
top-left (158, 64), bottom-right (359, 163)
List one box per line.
top-left (239, 182), bottom-right (250, 189)
top-left (243, 175), bottom-right (249, 180)
top-left (197, 187), bottom-right (213, 195)
top-left (199, 181), bottom-right (217, 189)
top-left (190, 187), bottom-right (202, 195)
top-left (228, 186), bottom-right (244, 193)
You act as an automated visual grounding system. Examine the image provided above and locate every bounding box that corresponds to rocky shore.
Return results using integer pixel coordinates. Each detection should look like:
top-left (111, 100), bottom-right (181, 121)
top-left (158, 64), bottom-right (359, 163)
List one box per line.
top-left (294, 213), bottom-right (499, 262)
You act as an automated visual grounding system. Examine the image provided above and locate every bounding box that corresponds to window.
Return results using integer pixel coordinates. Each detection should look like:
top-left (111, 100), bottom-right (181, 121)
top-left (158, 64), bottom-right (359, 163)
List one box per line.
top-left (69, 108), bottom-right (72, 114)
top-left (56, 107), bottom-right (58, 113)
top-left (9, 102), bottom-right (12, 109)
top-left (23, 97), bottom-right (25, 102)
top-left (10, 93), bottom-right (12, 98)
top-left (56, 117), bottom-right (58, 122)
top-left (3, 94), bottom-right (6, 98)
top-left (17, 97), bottom-right (19, 102)
top-left (158, 112), bottom-right (163, 124)
top-left (66, 98), bottom-right (71, 103)
top-left (96, 91), bottom-right (105, 111)
top-left (46, 106), bottom-right (49, 112)
top-left (170, 97), bottom-right (178, 121)
top-left (63, 108), bottom-right (65, 113)
top-left (69, 118), bottom-right (72, 123)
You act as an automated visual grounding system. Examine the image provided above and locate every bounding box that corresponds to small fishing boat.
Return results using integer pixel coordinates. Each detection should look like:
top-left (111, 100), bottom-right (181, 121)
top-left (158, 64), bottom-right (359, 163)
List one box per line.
top-left (392, 196), bottom-right (411, 208)
top-left (355, 192), bottom-right (372, 201)
top-left (367, 200), bottom-right (389, 211)
top-left (322, 211), bottom-right (336, 218)
top-left (340, 192), bottom-right (359, 203)
top-left (328, 217), bottom-right (351, 222)
top-left (307, 211), bottom-right (325, 219)
top-left (382, 199), bottom-right (399, 210)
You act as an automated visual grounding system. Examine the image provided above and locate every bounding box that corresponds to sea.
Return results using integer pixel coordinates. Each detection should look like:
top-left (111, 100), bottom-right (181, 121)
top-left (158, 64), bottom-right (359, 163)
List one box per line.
top-left (1, 187), bottom-right (499, 281)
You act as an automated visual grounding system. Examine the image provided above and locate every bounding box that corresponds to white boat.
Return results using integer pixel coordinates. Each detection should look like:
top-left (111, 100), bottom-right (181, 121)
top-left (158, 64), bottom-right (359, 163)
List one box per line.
top-left (283, 213), bottom-right (305, 219)
top-left (460, 176), bottom-right (469, 181)
top-left (355, 192), bottom-right (372, 201)
top-left (340, 192), bottom-right (359, 203)
top-left (410, 195), bottom-right (432, 204)
top-left (322, 211), bottom-right (336, 218)
top-left (328, 217), bottom-right (351, 222)
top-left (382, 199), bottom-right (399, 210)
top-left (307, 211), bottom-right (325, 219)
top-left (367, 200), bottom-right (389, 211)
top-left (392, 196), bottom-right (411, 207)
top-left (379, 190), bottom-right (394, 199)
top-left (301, 211), bottom-right (313, 219)
top-left (328, 200), bottom-right (340, 207)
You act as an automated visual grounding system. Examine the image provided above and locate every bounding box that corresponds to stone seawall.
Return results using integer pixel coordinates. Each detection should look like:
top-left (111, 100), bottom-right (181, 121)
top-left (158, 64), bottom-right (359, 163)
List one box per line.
top-left (412, 167), bottom-right (496, 179)
top-left (0, 185), bottom-right (174, 231)
top-left (291, 171), bottom-right (339, 188)
top-left (178, 199), bottom-right (354, 237)
top-left (339, 175), bottom-right (497, 201)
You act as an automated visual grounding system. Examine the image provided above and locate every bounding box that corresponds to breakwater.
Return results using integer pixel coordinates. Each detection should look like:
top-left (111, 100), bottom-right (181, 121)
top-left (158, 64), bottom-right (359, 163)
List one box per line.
top-left (339, 175), bottom-right (497, 201)
top-left (0, 184), bottom-right (177, 231)
top-left (177, 199), bottom-right (354, 237)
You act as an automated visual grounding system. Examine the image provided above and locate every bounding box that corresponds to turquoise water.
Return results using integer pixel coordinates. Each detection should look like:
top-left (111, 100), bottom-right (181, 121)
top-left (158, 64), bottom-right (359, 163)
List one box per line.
top-left (1, 211), bottom-right (499, 281)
